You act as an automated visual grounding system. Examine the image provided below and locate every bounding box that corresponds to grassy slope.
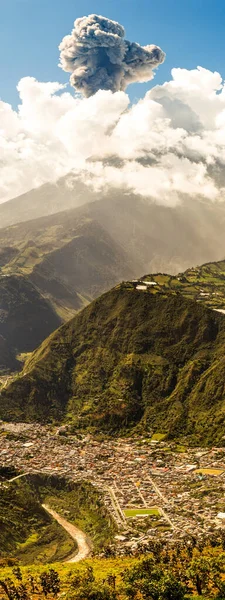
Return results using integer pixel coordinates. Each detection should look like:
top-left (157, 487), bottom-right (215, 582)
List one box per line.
top-left (3, 193), bottom-right (225, 319)
top-left (0, 548), bottom-right (224, 599)
top-left (0, 556), bottom-right (139, 587)
top-left (0, 475), bottom-right (115, 565)
top-left (1, 283), bottom-right (225, 443)
top-left (1, 194), bottom-right (225, 375)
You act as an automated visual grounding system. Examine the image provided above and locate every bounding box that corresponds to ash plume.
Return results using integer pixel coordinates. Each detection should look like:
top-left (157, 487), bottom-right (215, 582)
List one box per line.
top-left (59, 14), bottom-right (165, 97)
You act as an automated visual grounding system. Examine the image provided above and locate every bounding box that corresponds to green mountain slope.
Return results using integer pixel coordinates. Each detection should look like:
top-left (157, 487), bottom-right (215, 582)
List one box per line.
top-left (0, 477), bottom-right (74, 564)
top-left (1, 282), bottom-right (225, 444)
top-left (2, 193), bottom-right (225, 299)
top-left (2, 190), bottom-right (225, 371)
top-left (29, 219), bottom-right (133, 301)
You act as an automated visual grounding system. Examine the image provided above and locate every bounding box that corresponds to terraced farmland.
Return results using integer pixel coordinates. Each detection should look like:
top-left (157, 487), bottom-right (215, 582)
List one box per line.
top-left (137, 259), bottom-right (225, 313)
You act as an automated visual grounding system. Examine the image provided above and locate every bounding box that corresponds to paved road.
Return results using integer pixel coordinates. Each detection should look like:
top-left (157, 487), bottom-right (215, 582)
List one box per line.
top-left (106, 486), bottom-right (126, 526)
top-left (42, 504), bottom-right (92, 563)
top-left (131, 478), bottom-right (148, 507)
top-left (147, 475), bottom-right (175, 529)
top-left (6, 473), bottom-right (30, 483)
top-left (147, 475), bottom-right (168, 504)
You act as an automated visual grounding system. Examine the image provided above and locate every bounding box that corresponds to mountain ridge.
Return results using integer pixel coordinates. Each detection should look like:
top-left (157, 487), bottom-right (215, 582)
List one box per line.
top-left (1, 278), bottom-right (225, 444)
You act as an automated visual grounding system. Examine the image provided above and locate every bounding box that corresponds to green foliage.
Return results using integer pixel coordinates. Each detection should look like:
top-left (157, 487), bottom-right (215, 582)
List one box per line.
top-left (4, 547), bottom-right (223, 600)
top-left (39, 569), bottom-right (60, 596)
top-left (122, 558), bottom-right (185, 600)
top-left (0, 478), bottom-right (76, 565)
top-left (0, 475), bottom-right (114, 565)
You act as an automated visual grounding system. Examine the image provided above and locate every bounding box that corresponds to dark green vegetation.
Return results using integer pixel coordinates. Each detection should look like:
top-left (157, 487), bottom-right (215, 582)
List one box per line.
top-left (0, 474), bottom-right (114, 565)
top-left (33, 475), bottom-right (115, 552)
top-left (2, 539), bottom-right (225, 600)
top-left (2, 282), bottom-right (225, 444)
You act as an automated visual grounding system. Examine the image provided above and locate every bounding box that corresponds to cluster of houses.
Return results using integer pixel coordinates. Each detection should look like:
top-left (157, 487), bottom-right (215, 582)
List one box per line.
top-left (1, 421), bottom-right (225, 552)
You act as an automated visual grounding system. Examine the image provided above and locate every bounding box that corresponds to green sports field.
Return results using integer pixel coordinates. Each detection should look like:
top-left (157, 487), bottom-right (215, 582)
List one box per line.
top-left (195, 468), bottom-right (224, 476)
top-left (124, 507), bottom-right (160, 518)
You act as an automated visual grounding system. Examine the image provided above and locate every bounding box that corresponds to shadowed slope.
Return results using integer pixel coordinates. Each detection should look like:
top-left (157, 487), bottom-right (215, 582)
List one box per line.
top-left (0, 275), bottom-right (62, 371)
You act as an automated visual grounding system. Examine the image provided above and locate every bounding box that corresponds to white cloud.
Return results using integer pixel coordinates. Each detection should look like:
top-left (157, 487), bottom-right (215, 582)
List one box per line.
top-left (1, 66), bottom-right (225, 205)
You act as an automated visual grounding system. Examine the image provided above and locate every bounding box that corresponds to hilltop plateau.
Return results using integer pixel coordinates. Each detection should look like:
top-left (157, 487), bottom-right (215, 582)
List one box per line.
top-left (139, 259), bottom-right (225, 313)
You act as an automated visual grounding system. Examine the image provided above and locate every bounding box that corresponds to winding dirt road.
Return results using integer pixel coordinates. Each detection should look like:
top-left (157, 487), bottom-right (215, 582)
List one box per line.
top-left (42, 504), bottom-right (92, 563)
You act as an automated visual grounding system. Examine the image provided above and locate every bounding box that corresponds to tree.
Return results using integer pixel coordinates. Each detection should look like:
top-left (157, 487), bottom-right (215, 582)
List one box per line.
top-left (39, 570), bottom-right (60, 597)
top-left (122, 558), bottom-right (185, 600)
top-left (187, 556), bottom-right (212, 596)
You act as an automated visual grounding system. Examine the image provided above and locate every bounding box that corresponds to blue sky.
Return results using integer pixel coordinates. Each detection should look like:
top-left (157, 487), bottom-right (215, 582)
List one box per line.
top-left (1, 0), bottom-right (225, 107)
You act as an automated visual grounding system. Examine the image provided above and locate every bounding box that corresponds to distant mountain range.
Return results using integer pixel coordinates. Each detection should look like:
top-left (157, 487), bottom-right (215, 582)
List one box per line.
top-left (0, 199), bottom-right (134, 370)
top-left (2, 179), bottom-right (225, 375)
top-left (2, 263), bottom-right (225, 444)
top-left (2, 178), bottom-right (225, 275)
top-left (0, 175), bottom-right (97, 229)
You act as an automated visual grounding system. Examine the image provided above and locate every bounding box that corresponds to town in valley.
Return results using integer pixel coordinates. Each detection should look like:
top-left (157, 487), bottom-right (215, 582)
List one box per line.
top-left (1, 421), bottom-right (225, 554)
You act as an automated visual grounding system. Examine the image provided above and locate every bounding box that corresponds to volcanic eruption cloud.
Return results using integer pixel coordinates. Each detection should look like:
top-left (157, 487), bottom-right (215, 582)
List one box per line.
top-left (59, 14), bottom-right (165, 96)
top-left (2, 13), bottom-right (225, 206)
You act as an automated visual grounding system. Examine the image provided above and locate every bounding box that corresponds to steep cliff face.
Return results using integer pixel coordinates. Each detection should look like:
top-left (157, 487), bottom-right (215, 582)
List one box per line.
top-left (0, 275), bottom-right (62, 371)
top-left (0, 334), bottom-right (20, 372)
